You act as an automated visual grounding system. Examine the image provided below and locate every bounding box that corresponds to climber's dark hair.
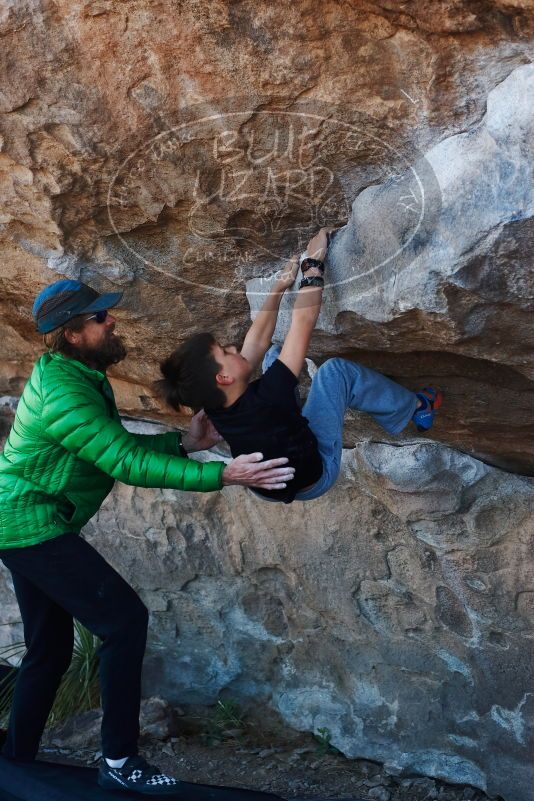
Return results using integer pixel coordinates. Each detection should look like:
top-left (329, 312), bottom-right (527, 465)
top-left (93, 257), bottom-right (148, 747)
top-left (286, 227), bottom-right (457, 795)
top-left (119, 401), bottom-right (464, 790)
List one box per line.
top-left (156, 333), bottom-right (226, 412)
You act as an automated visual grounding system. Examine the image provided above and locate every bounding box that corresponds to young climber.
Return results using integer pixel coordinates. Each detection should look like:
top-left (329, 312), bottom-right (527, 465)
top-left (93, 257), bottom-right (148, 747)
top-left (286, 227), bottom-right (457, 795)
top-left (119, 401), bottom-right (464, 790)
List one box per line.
top-left (158, 228), bottom-right (442, 504)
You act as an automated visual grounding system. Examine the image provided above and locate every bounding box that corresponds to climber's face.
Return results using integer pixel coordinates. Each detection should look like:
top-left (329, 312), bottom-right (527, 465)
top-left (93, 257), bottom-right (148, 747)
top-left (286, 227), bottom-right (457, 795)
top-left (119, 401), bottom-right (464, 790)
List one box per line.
top-left (212, 342), bottom-right (253, 386)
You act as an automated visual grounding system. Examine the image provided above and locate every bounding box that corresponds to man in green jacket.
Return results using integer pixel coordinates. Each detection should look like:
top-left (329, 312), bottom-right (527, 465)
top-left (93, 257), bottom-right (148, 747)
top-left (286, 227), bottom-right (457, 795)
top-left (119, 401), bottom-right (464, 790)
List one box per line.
top-left (0, 279), bottom-right (294, 795)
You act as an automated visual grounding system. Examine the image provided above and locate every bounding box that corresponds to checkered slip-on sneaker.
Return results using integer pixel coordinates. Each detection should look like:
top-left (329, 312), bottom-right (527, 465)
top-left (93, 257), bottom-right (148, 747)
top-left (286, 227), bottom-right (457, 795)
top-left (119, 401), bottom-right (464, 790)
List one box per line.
top-left (98, 755), bottom-right (181, 796)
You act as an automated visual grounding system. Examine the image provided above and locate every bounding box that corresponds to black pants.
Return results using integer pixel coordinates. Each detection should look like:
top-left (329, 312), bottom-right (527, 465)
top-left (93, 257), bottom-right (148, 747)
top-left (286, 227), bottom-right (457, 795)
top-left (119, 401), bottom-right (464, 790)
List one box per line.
top-left (0, 533), bottom-right (148, 761)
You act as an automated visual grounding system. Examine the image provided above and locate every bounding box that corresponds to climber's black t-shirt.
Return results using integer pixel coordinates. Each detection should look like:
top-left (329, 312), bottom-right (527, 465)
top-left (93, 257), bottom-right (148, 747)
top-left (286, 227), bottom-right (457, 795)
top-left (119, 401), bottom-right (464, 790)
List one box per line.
top-left (206, 359), bottom-right (323, 503)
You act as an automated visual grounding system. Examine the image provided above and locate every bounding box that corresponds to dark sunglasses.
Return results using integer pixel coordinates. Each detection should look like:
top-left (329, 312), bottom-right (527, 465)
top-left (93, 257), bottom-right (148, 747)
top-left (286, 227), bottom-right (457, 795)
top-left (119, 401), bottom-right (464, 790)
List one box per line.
top-left (84, 310), bottom-right (109, 324)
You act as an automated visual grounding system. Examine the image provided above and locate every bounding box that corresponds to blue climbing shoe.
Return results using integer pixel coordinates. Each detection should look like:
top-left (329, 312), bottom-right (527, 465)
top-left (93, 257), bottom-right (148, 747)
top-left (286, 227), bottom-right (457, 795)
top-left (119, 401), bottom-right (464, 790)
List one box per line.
top-left (412, 386), bottom-right (443, 431)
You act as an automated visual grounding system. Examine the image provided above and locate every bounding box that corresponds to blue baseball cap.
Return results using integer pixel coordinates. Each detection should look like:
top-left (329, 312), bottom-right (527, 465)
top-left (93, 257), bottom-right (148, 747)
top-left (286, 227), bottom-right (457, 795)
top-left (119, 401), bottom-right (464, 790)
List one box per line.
top-left (33, 279), bottom-right (123, 334)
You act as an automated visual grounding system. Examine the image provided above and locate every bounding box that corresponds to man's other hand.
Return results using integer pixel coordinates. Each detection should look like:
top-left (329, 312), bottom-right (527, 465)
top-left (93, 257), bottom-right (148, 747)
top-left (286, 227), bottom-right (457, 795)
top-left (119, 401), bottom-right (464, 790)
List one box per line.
top-left (182, 409), bottom-right (224, 453)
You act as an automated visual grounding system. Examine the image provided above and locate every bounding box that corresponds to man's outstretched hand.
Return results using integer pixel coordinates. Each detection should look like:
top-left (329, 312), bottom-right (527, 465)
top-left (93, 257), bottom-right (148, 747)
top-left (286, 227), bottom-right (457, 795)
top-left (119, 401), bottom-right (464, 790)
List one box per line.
top-left (222, 453), bottom-right (295, 489)
top-left (182, 414), bottom-right (295, 490)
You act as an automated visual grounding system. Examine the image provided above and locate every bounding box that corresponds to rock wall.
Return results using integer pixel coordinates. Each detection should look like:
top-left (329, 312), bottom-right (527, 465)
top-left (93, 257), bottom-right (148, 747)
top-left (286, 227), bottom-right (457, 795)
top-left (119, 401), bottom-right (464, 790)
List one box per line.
top-left (1, 2), bottom-right (533, 799)
top-left (249, 64), bottom-right (534, 473)
top-left (1, 0), bottom-right (533, 472)
top-left (2, 412), bottom-right (532, 798)
top-left (86, 427), bottom-right (534, 800)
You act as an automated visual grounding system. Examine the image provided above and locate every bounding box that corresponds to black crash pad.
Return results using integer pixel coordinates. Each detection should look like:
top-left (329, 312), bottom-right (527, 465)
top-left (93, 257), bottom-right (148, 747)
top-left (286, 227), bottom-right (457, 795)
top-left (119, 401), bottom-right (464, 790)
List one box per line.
top-left (0, 666), bottom-right (15, 683)
top-left (0, 757), bottom-right (285, 801)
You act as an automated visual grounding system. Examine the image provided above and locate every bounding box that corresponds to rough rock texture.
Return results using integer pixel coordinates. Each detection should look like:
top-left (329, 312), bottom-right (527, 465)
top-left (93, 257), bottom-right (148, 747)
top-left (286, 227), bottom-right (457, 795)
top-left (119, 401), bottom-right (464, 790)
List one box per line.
top-left (41, 697), bottom-right (180, 751)
top-left (2, 413), bottom-right (532, 798)
top-left (1, 2), bottom-right (534, 800)
top-left (90, 440), bottom-right (534, 800)
top-left (0, 0), bottom-right (533, 470)
top-left (248, 63), bottom-right (534, 474)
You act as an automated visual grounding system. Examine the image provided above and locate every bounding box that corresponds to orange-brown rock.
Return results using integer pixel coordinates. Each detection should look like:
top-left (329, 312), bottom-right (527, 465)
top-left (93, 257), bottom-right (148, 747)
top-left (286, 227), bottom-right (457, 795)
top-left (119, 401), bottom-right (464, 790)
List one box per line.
top-left (0, 0), bottom-right (533, 472)
top-left (0, 7), bottom-right (534, 795)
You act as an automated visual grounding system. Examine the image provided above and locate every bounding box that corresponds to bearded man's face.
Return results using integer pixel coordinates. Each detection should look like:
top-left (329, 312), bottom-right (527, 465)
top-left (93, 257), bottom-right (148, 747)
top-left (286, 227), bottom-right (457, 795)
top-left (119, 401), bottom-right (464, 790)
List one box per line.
top-left (74, 327), bottom-right (127, 370)
top-left (63, 312), bottom-right (127, 370)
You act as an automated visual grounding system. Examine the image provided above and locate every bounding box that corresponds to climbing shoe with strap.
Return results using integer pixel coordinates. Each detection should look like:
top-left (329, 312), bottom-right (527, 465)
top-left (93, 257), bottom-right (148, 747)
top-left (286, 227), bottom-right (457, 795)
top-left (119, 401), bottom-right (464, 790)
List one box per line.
top-left (412, 386), bottom-right (443, 431)
top-left (98, 755), bottom-right (181, 795)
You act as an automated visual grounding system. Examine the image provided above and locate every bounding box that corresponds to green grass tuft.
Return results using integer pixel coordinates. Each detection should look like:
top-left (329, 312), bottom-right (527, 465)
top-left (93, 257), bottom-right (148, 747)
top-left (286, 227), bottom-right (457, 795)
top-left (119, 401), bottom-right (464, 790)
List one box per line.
top-left (0, 621), bottom-right (100, 728)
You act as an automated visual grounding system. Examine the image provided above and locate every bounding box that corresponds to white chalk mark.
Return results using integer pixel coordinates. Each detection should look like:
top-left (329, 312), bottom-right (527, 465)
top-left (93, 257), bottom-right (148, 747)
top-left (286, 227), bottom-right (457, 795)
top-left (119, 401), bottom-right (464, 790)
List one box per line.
top-left (400, 89), bottom-right (418, 105)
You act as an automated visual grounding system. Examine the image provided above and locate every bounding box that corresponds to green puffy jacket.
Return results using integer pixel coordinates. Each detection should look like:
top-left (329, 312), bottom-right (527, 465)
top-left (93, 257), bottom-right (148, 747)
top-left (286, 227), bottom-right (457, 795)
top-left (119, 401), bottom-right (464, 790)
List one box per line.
top-left (0, 352), bottom-right (225, 549)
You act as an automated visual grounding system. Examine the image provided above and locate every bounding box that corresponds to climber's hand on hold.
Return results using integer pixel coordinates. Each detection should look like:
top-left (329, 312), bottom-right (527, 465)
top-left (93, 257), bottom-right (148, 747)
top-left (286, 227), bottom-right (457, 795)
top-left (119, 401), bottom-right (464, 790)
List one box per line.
top-left (273, 255), bottom-right (300, 291)
top-left (305, 227), bottom-right (331, 262)
top-left (240, 257), bottom-right (300, 371)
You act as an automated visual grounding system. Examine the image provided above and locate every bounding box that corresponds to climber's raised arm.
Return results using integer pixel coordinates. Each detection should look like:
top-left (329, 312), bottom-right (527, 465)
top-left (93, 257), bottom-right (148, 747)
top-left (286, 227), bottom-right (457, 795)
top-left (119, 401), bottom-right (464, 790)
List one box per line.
top-left (240, 255), bottom-right (299, 370)
top-left (278, 228), bottom-right (329, 378)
